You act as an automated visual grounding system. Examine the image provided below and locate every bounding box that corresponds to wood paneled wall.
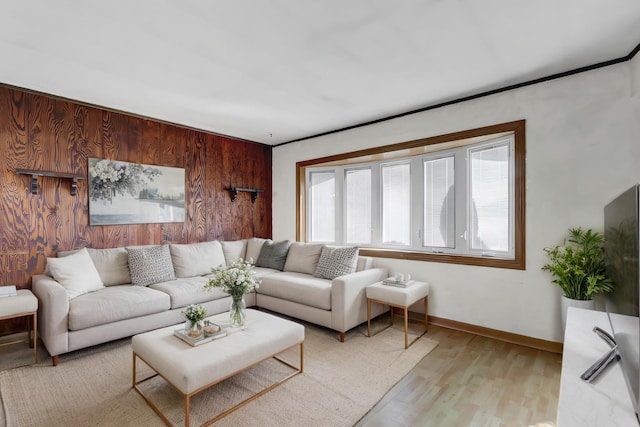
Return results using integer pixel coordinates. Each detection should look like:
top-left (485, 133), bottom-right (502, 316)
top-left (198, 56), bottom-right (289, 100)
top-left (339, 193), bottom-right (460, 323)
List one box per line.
top-left (0, 86), bottom-right (272, 333)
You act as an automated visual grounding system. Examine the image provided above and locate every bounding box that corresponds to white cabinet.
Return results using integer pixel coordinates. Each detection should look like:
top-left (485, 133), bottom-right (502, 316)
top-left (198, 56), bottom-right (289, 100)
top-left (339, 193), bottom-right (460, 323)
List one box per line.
top-left (557, 307), bottom-right (637, 426)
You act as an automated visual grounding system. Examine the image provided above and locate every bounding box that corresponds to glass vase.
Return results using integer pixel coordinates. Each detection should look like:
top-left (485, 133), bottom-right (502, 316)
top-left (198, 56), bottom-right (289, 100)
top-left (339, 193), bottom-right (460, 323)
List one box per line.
top-left (229, 296), bottom-right (246, 328)
top-left (185, 320), bottom-right (203, 338)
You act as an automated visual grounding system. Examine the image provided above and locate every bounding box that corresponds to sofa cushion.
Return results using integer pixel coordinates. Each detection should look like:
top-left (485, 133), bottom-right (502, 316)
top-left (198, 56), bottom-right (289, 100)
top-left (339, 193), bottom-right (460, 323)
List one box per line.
top-left (256, 240), bottom-right (290, 271)
top-left (169, 241), bottom-right (226, 278)
top-left (283, 242), bottom-right (325, 275)
top-left (46, 248), bottom-right (104, 299)
top-left (245, 238), bottom-right (269, 263)
top-left (221, 240), bottom-right (247, 264)
top-left (258, 272), bottom-right (332, 311)
top-left (68, 285), bottom-right (170, 330)
top-left (251, 266), bottom-right (281, 280)
top-left (314, 246), bottom-right (359, 280)
top-left (149, 277), bottom-right (229, 309)
top-left (127, 245), bottom-right (176, 286)
top-left (86, 247), bottom-right (131, 286)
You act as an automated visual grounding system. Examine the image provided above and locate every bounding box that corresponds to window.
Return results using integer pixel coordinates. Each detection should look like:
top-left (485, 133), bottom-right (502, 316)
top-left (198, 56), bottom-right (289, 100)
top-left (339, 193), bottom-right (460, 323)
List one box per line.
top-left (345, 168), bottom-right (372, 244)
top-left (308, 170), bottom-right (335, 242)
top-left (423, 155), bottom-right (454, 248)
top-left (469, 142), bottom-right (511, 253)
top-left (381, 162), bottom-right (411, 246)
top-left (297, 120), bottom-right (526, 269)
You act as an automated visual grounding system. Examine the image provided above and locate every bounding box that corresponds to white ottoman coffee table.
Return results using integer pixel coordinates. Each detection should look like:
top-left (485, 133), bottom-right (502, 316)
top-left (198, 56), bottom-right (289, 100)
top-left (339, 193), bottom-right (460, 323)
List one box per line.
top-left (367, 281), bottom-right (429, 349)
top-left (132, 309), bottom-right (304, 427)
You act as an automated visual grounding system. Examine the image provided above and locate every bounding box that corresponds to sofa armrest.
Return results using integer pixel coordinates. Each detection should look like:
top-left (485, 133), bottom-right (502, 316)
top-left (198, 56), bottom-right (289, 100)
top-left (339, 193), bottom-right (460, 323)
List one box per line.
top-left (331, 267), bottom-right (388, 333)
top-left (32, 274), bottom-right (70, 357)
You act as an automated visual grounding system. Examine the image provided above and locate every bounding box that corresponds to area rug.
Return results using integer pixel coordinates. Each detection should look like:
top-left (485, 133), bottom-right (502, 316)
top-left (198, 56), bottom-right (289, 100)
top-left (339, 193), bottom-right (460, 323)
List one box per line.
top-left (0, 320), bottom-right (437, 426)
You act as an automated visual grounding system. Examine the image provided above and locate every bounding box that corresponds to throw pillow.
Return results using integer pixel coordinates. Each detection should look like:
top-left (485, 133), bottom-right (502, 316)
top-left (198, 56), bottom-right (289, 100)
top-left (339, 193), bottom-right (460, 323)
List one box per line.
top-left (313, 246), bottom-right (359, 280)
top-left (46, 248), bottom-right (104, 299)
top-left (245, 237), bottom-right (269, 263)
top-left (86, 247), bottom-right (131, 286)
top-left (169, 241), bottom-right (225, 278)
top-left (221, 240), bottom-right (247, 265)
top-left (126, 245), bottom-right (176, 286)
top-left (255, 240), bottom-right (291, 271)
top-left (283, 242), bottom-right (325, 275)
top-left (45, 248), bottom-right (79, 277)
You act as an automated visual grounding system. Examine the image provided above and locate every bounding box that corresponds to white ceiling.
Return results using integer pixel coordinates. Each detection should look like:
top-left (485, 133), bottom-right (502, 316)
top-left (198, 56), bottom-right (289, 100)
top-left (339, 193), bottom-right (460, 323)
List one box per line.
top-left (1, 1), bottom-right (640, 145)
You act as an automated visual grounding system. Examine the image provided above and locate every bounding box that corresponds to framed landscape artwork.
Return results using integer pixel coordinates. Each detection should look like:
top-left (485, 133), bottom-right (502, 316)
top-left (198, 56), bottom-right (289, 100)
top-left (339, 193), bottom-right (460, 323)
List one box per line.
top-left (88, 158), bottom-right (185, 225)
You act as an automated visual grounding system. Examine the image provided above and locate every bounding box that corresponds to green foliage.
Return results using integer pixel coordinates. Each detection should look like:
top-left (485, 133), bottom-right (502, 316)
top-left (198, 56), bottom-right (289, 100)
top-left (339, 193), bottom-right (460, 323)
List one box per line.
top-left (542, 227), bottom-right (613, 300)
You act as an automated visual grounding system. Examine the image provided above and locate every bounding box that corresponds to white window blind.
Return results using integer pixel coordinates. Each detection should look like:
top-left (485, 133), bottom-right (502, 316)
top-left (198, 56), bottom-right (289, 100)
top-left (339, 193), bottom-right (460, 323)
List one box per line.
top-left (469, 143), bottom-right (511, 253)
top-left (382, 163), bottom-right (411, 246)
top-left (345, 168), bottom-right (372, 244)
top-left (423, 156), bottom-right (455, 248)
top-left (309, 171), bottom-right (335, 242)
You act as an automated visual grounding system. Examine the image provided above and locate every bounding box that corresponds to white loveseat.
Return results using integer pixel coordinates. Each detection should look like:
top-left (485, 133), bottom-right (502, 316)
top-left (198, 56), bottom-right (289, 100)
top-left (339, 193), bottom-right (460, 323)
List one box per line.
top-left (32, 238), bottom-right (388, 365)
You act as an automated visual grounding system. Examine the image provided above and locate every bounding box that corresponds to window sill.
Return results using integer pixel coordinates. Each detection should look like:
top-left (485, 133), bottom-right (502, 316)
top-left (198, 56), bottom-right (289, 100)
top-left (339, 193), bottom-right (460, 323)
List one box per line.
top-left (358, 248), bottom-right (525, 270)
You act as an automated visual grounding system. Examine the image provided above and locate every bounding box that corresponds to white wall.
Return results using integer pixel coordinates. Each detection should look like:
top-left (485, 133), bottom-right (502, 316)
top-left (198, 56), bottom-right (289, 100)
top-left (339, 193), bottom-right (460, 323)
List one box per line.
top-left (632, 52), bottom-right (640, 98)
top-left (272, 60), bottom-right (640, 343)
top-left (632, 53), bottom-right (640, 144)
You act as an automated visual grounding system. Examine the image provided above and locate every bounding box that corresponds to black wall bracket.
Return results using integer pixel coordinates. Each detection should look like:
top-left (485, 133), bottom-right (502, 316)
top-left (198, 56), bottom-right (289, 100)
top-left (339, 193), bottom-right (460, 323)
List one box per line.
top-left (16, 169), bottom-right (85, 196)
top-left (226, 187), bottom-right (264, 203)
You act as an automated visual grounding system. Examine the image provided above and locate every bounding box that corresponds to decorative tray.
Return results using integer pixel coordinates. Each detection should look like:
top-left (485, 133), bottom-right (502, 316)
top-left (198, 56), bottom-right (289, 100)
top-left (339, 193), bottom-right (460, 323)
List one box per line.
top-left (173, 323), bottom-right (228, 347)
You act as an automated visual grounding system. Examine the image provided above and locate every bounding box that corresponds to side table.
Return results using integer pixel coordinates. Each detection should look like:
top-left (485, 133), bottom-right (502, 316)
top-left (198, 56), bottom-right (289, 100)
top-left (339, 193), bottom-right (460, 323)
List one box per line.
top-left (366, 281), bottom-right (429, 349)
top-left (0, 289), bottom-right (38, 364)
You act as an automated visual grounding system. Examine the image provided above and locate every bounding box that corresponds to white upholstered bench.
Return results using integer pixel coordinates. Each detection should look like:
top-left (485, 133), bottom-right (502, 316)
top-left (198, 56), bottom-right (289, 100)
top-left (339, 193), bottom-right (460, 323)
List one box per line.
top-left (132, 309), bottom-right (304, 426)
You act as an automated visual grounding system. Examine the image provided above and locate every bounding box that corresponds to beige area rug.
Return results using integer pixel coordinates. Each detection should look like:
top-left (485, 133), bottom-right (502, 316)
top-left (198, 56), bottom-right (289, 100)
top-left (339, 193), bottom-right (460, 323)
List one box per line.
top-left (0, 319), bottom-right (437, 427)
top-left (0, 333), bottom-right (39, 372)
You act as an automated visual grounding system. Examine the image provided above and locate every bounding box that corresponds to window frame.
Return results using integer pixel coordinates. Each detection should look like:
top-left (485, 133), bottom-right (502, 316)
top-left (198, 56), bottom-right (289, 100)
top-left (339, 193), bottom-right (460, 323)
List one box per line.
top-left (296, 120), bottom-right (526, 270)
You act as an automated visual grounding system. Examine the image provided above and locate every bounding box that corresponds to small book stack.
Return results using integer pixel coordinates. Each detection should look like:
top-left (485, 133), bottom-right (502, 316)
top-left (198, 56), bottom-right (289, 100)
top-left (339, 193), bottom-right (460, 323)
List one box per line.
top-left (382, 278), bottom-right (414, 288)
top-left (0, 285), bottom-right (17, 298)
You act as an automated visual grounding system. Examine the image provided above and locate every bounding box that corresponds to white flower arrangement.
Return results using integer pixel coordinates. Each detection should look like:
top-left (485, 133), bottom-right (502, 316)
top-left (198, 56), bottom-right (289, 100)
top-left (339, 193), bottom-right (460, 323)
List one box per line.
top-left (204, 259), bottom-right (259, 300)
top-left (182, 303), bottom-right (207, 323)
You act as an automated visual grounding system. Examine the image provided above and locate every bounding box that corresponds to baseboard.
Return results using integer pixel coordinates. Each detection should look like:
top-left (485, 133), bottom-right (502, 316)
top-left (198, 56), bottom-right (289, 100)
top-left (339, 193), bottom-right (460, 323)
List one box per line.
top-left (399, 309), bottom-right (563, 354)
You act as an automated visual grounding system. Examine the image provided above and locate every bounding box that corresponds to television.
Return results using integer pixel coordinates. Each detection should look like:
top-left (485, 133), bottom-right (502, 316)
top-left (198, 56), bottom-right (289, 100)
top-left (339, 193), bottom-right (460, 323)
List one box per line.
top-left (603, 184), bottom-right (640, 423)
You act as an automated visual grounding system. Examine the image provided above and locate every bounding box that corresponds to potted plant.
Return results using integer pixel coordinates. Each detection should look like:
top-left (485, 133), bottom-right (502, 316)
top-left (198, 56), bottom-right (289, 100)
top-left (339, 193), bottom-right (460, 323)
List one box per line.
top-left (205, 259), bottom-right (259, 328)
top-left (182, 304), bottom-right (207, 338)
top-left (542, 227), bottom-right (613, 330)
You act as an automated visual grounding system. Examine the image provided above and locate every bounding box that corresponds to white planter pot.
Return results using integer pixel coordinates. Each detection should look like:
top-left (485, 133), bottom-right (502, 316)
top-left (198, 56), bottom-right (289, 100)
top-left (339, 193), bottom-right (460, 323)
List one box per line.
top-left (560, 295), bottom-right (596, 333)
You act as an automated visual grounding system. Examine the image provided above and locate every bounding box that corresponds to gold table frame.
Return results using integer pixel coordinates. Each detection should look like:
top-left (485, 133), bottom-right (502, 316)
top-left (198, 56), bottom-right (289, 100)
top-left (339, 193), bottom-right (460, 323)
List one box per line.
top-left (133, 341), bottom-right (303, 427)
top-left (0, 310), bottom-right (37, 364)
top-left (367, 295), bottom-right (428, 349)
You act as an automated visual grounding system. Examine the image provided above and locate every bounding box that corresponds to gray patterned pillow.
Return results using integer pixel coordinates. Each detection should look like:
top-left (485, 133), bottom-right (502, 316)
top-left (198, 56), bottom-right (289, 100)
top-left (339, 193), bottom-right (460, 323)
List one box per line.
top-left (313, 246), bottom-right (359, 280)
top-left (126, 245), bottom-right (176, 286)
top-left (255, 240), bottom-right (291, 270)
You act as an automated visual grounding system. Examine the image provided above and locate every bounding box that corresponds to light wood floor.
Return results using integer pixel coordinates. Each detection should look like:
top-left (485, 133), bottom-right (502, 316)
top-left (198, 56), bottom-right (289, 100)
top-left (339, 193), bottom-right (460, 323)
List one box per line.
top-left (356, 324), bottom-right (562, 427)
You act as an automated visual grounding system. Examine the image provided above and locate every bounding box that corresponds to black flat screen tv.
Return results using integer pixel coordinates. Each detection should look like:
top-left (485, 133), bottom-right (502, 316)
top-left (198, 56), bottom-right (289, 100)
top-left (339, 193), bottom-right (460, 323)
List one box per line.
top-left (604, 184), bottom-right (640, 423)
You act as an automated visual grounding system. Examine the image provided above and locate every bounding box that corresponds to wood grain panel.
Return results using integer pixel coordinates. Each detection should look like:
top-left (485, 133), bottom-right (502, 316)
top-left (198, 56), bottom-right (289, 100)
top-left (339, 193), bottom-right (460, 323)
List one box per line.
top-left (0, 85), bottom-right (272, 335)
top-left (0, 254), bottom-right (28, 286)
top-left (208, 136), bottom-right (272, 241)
top-left (0, 90), bottom-right (29, 254)
top-left (75, 105), bottom-right (104, 249)
top-left (185, 130), bottom-right (206, 243)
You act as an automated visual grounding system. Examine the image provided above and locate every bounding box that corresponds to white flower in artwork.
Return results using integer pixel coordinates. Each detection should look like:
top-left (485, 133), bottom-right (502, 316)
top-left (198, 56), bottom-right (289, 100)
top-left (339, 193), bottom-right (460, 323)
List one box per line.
top-left (89, 159), bottom-right (162, 203)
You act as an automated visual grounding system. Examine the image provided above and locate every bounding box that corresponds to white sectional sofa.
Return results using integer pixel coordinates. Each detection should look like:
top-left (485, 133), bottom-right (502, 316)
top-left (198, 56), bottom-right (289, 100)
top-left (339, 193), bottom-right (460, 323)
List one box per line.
top-left (32, 238), bottom-right (388, 365)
